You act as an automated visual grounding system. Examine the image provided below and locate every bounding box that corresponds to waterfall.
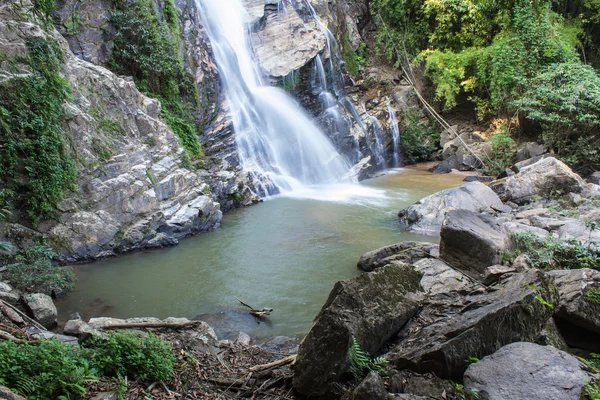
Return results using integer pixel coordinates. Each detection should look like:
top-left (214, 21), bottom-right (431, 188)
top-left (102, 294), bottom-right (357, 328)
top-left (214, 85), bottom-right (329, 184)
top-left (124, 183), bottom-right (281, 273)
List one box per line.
top-left (387, 97), bottom-right (402, 168)
top-left (196, 0), bottom-right (351, 196)
top-left (368, 114), bottom-right (387, 169)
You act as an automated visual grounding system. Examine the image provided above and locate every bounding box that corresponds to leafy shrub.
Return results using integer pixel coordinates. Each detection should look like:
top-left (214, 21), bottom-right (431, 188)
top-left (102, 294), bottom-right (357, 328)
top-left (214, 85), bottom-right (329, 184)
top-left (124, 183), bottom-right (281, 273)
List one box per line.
top-left (482, 130), bottom-right (516, 176)
top-left (1, 245), bottom-right (75, 295)
top-left (510, 232), bottom-right (600, 271)
top-left (83, 330), bottom-right (175, 382)
top-left (400, 110), bottom-right (440, 164)
top-left (585, 287), bottom-right (600, 305)
top-left (0, 38), bottom-right (77, 225)
top-left (349, 336), bottom-right (388, 380)
top-left (0, 339), bottom-right (97, 399)
top-left (516, 63), bottom-right (600, 172)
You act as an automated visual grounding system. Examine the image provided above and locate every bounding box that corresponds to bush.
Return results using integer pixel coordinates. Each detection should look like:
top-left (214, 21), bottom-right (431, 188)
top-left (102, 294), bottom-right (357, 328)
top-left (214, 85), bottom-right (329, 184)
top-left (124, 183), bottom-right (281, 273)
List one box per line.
top-left (1, 245), bottom-right (75, 295)
top-left (482, 130), bottom-right (516, 176)
top-left (0, 339), bottom-right (97, 399)
top-left (400, 110), bottom-right (439, 164)
top-left (516, 63), bottom-right (600, 172)
top-left (510, 232), bottom-right (600, 271)
top-left (0, 38), bottom-right (77, 225)
top-left (83, 330), bottom-right (175, 382)
top-left (0, 332), bottom-right (176, 399)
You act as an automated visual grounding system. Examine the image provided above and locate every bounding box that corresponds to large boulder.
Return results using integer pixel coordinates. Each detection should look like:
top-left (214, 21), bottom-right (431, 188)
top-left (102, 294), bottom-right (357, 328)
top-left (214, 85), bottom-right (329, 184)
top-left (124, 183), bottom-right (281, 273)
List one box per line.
top-left (548, 268), bottom-right (600, 334)
top-left (385, 269), bottom-right (558, 379)
top-left (357, 242), bottom-right (438, 272)
top-left (412, 258), bottom-right (476, 295)
top-left (442, 131), bottom-right (486, 160)
top-left (22, 293), bottom-right (57, 329)
top-left (293, 264), bottom-right (423, 396)
top-left (490, 157), bottom-right (586, 204)
top-left (398, 182), bottom-right (504, 235)
top-left (439, 209), bottom-right (512, 281)
top-left (464, 342), bottom-right (593, 400)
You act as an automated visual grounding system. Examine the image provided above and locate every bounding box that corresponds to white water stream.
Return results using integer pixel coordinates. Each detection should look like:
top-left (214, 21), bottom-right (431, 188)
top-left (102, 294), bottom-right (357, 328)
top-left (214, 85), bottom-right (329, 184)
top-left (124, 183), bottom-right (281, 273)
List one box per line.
top-left (196, 0), bottom-right (352, 196)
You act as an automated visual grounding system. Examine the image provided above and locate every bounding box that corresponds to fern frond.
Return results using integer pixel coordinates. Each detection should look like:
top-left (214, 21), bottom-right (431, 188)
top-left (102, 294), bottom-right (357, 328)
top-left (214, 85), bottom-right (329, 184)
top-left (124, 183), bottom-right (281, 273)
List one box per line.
top-left (15, 375), bottom-right (38, 396)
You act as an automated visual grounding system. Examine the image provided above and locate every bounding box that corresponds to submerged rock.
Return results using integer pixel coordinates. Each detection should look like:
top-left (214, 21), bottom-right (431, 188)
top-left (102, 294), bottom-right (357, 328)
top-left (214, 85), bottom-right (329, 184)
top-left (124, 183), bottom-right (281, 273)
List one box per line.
top-left (490, 157), bottom-right (586, 205)
top-left (293, 264), bottom-right (423, 396)
top-left (386, 269), bottom-right (557, 379)
top-left (464, 342), bottom-right (593, 400)
top-left (398, 182), bottom-right (504, 235)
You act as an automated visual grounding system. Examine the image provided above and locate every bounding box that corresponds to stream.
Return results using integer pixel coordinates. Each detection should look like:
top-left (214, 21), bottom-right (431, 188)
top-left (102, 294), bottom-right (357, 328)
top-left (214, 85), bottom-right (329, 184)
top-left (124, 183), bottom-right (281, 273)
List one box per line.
top-left (56, 168), bottom-right (467, 339)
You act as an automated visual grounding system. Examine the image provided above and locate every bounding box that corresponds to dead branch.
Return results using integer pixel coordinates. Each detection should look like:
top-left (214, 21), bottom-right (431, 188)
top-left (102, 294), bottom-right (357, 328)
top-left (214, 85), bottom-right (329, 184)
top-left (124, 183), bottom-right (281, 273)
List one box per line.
top-left (235, 296), bottom-right (273, 317)
top-left (0, 299), bottom-right (46, 331)
top-left (100, 321), bottom-right (202, 330)
top-left (248, 355), bottom-right (296, 372)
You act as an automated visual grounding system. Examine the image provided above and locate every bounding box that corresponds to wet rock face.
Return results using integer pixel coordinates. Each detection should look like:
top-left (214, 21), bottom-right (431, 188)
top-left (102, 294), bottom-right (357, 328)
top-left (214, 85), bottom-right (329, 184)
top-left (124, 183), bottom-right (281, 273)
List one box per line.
top-left (293, 264), bottom-right (423, 396)
top-left (464, 342), bottom-right (593, 400)
top-left (386, 269), bottom-right (558, 379)
top-left (398, 182), bottom-right (505, 236)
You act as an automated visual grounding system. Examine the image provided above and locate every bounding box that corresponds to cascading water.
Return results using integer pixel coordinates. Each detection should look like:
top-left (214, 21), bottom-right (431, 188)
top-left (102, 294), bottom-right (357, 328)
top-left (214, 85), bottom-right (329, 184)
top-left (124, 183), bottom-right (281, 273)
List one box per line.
top-left (387, 97), bottom-right (402, 168)
top-left (196, 0), bottom-right (351, 196)
top-left (365, 108), bottom-right (388, 169)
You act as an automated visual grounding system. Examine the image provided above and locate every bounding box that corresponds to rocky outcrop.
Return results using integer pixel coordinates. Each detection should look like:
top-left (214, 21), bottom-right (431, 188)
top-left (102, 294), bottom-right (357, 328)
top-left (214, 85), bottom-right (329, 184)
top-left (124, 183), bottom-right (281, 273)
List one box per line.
top-left (439, 209), bottom-right (512, 281)
top-left (490, 157), bottom-right (586, 205)
top-left (549, 268), bottom-right (600, 334)
top-left (386, 269), bottom-right (557, 379)
top-left (357, 242), bottom-right (438, 272)
top-left (23, 293), bottom-right (58, 329)
top-left (464, 342), bottom-right (593, 400)
top-left (398, 182), bottom-right (504, 235)
top-left (293, 263), bottom-right (423, 396)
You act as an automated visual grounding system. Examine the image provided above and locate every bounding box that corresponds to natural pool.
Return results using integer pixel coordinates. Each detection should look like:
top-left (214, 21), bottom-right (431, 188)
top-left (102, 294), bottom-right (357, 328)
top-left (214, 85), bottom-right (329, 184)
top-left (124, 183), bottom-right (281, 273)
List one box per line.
top-left (56, 167), bottom-right (467, 339)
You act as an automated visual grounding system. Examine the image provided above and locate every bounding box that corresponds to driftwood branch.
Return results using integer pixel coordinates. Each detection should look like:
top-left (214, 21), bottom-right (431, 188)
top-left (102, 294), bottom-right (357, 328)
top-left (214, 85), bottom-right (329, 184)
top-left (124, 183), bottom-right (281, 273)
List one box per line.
top-left (100, 321), bottom-right (202, 330)
top-left (235, 296), bottom-right (273, 317)
top-left (0, 302), bottom-right (24, 326)
top-left (248, 355), bottom-right (296, 372)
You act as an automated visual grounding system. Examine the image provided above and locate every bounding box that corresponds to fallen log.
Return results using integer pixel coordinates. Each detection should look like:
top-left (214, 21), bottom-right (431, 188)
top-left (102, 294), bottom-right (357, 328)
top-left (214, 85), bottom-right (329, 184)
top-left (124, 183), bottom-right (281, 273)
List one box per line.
top-left (248, 355), bottom-right (296, 372)
top-left (100, 321), bottom-right (202, 330)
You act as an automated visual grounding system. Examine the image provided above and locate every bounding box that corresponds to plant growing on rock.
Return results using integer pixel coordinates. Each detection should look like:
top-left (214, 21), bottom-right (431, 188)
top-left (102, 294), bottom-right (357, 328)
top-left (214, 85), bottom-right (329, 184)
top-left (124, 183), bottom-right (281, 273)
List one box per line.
top-left (348, 336), bottom-right (388, 380)
top-left (0, 245), bottom-right (75, 295)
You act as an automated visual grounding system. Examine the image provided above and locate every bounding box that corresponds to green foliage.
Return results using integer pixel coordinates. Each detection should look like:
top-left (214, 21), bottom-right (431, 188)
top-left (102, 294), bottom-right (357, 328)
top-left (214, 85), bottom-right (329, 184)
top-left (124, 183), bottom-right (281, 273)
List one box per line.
top-left (63, 11), bottom-right (82, 35)
top-left (31, 0), bottom-right (57, 28)
top-left (0, 339), bottom-right (98, 399)
top-left (0, 38), bottom-right (77, 225)
top-left (464, 356), bottom-right (480, 366)
top-left (0, 208), bottom-right (14, 255)
top-left (342, 37), bottom-right (368, 76)
top-left (585, 287), bottom-right (600, 305)
top-left (146, 169), bottom-right (156, 185)
top-left (83, 331), bottom-right (175, 382)
top-left (511, 232), bottom-right (600, 271)
top-left (0, 245), bottom-right (75, 295)
top-left (454, 382), bottom-right (481, 399)
top-left (0, 332), bottom-right (175, 399)
top-left (109, 0), bottom-right (202, 160)
top-left (348, 336), bottom-right (389, 381)
top-left (482, 130), bottom-right (516, 176)
top-left (516, 63), bottom-right (600, 172)
top-left (535, 295), bottom-right (555, 309)
top-left (399, 110), bottom-right (440, 164)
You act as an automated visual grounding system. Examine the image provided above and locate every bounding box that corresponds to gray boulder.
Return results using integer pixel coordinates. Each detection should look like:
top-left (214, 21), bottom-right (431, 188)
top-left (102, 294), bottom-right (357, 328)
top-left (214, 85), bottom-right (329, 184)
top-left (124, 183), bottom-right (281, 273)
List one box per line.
top-left (23, 293), bottom-right (57, 329)
top-left (548, 268), bottom-right (600, 334)
top-left (353, 372), bottom-right (388, 400)
top-left (63, 319), bottom-right (103, 340)
top-left (464, 342), bottom-right (593, 400)
top-left (357, 242), bottom-right (438, 272)
top-left (293, 264), bottom-right (423, 396)
top-left (0, 386), bottom-right (26, 400)
top-left (557, 219), bottom-right (600, 244)
top-left (412, 258), bottom-right (476, 294)
top-left (515, 142), bottom-right (548, 162)
top-left (0, 282), bottom-right (20, 305)
top-left (490, 157), bottom-right (586, 204)
top-left (386, 269), bottom-right (557, 379)
top-left (439, 209), bottom-right (512, 281)
top-left (399, 182), bottom-right (504, 235)
top-left (588, 171), bottom-right (600, 185)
